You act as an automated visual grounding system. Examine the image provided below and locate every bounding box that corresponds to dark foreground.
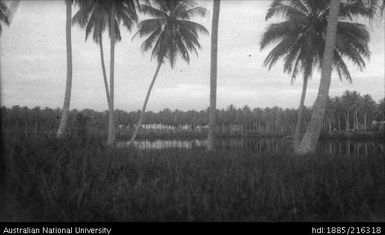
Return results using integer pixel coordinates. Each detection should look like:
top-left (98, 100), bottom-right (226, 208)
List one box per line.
top-left (1, 135), bottom-right (385, 222)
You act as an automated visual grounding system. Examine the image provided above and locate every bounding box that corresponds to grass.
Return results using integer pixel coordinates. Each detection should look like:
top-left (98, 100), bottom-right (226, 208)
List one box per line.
top-left (1, 134), bottom-right (385, 222)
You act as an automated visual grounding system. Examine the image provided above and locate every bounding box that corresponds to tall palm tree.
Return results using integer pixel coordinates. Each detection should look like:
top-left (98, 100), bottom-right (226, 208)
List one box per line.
top-left (207, 0), bottom-right (220, 152)
top-left (261, 0), bottom-right (370, 150)
top-left (72, 0), bottom-right (138, 145)
top-left (56, 0), bottom-right (74, 138)
top-left (341, 90), bottom-right (361, 131)
top-left (127, 0), bottom-right (208, 146)
top-left (360, 94), bottom-right (376, 131)
top-left (0, 0), bottom-right (10, 36)
top-left (297, 0), bottom-right (383, 154)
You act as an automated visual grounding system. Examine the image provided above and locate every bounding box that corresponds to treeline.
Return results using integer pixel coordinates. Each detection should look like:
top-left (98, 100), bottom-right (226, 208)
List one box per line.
top-left (1, 104), bottom-right (302, 137)
top-left (1, 91), bottom-right (385, 138)
top-left (325, 91), bottom-right (385, 132)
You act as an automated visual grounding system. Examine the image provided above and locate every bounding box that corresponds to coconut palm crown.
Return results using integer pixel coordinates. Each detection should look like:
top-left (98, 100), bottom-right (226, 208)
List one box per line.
top-left (72, 0), bottom-right (138, 43)
top-left (260, 0), bottom-right (371, 83)
top-left (134, 0), bottom-right (209, 68)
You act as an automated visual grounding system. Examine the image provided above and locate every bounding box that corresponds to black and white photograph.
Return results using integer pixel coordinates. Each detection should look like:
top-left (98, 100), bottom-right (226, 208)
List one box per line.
top-left (0, 0), bottom-right (385, 226)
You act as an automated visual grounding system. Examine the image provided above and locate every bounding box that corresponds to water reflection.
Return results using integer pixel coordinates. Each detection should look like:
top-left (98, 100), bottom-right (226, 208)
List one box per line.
top-left (117, 139), bottom-right (206, 150)
top-left (117, 138), bottom-right (385, 156)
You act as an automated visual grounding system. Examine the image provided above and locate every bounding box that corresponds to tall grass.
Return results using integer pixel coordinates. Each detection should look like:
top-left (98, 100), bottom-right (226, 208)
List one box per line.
top-left (2, 135), bottom-right (385, 222)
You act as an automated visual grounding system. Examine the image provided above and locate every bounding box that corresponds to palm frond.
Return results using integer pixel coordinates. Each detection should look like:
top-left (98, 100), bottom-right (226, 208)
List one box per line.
top-left (260, 21), bottom-right (302, 50)
top-left (140, 27), bottom-right (162, 52)
top-left (333, 50), bottom-right (352, 82)
top-left (177, 6), bottom-right (208, 19)
top-left (264, 36), bottom-right (298, 70)
top-left (139, 4), bottom-right (167, 18)
top-left (265, 2), bottom-right (308, 21)
top-left (177, 20), bottom-right (209, 35)
top-left (135, 18), bottom-right (164, 38)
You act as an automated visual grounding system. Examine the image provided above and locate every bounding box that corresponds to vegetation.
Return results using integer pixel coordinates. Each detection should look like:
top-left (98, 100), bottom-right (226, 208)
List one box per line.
top-left (2, 135), bottom-right (385, 221)
top-left (71, 0), bottom-right (139, 146)
top-left (2, 93), bottom-right (384, 139)
top-left (128, 0), bottom-right (209, 146)
top-left (261, 0), bottom-right (371, 149)
top-left (1, 0), bottom-right (385, 222)
top-left (297, 0), bottom-right (385, 154)
top-left (3, 0), bottom-right (383, 150)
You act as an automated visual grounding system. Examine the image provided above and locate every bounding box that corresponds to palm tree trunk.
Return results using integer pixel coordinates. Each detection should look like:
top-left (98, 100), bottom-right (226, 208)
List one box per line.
top-left (128, 62), bottom-right (162, 147)
top-left (107, 4), bottom-right (116, 146)
top-left (338, 116), bottom-right (341, 131)
top-left (99, 34), bottom-right (111, 108)
top-left (346, 110), bottom-right (350, 131)
top-left (208, 0), bottom-right (220, 152)
top-left (56, 0), bottom-right (72, 138)
top-left (294, 77), bottom-right (308, 149)
top-left (296, 0), bottom-right (340, 155)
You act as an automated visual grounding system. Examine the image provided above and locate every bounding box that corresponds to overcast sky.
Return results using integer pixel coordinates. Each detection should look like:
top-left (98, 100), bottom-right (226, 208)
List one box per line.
top-left (1, 0), bottom-right (384, 112)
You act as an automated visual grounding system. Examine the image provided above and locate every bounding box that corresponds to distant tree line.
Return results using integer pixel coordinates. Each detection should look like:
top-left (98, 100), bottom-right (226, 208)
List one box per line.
top-left (2, 91), bottom-right (384, 138)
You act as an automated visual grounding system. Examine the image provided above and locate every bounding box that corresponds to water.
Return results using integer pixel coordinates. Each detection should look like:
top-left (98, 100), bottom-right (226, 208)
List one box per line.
top-left (117, 137), bottom-right (385, 156)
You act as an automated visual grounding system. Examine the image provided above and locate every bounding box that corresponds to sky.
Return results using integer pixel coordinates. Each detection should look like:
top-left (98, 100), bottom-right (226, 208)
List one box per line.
top-left (1, 0), bottom-right (384, 112)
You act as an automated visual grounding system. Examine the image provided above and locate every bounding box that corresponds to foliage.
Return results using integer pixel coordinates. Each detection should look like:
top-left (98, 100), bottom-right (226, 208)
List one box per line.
top-left (1, 91), bottom-right (384, 138)
top-left (2, 136), bottom-right (385, 221)
top-left (260, 0), bottom-right (371, 83)
top-left (72, 0), bottom-right (138, 43)
top-left (134, 0), bottom-right (209, 67)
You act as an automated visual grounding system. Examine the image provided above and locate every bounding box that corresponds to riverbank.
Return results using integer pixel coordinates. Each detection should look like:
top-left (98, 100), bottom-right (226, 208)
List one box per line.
top-left (2, 136), bottom-right (385, 221)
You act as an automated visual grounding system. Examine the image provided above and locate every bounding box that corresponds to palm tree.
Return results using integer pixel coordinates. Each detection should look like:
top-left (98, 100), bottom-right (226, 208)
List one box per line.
top-left (56, 0), bottom-right (74, 138)
top-left (297, 0), bottom-right (384, 154)
top-left (127, 0), bottom-right (208, 146)
top-left (207, 0), bottom-right (220, 151)
top-left (342, 90), bottom-right (361, 131)
top-left (360, 94), bottom-right (376, 131)
top-left (261, 0), bottom-right (370, 150)
top-left (0, 0), bottom-right (9, 36)
top-left (72, 0), bottom-right (138, 145)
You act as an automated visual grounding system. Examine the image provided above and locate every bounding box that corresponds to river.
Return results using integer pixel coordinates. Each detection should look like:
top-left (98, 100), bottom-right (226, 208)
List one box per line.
top-left (117, 137), bottom-right (385, 156)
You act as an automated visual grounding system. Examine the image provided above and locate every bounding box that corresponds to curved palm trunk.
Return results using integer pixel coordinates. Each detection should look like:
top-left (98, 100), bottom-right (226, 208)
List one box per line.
top-left (296, 0), bottom-right (340, 155)
top-left (128, 62), bottom-right (162, 147)
top-left (207, 0), bottom-right (220, 152)
top-left (56, 0), bottom-right (72, 138)
top-left (107, 4), bottom-right (116, 146)
top-left (99, 34), bottom-right (111, 108)
top-left (293, 77), bottom-right (308, 149)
